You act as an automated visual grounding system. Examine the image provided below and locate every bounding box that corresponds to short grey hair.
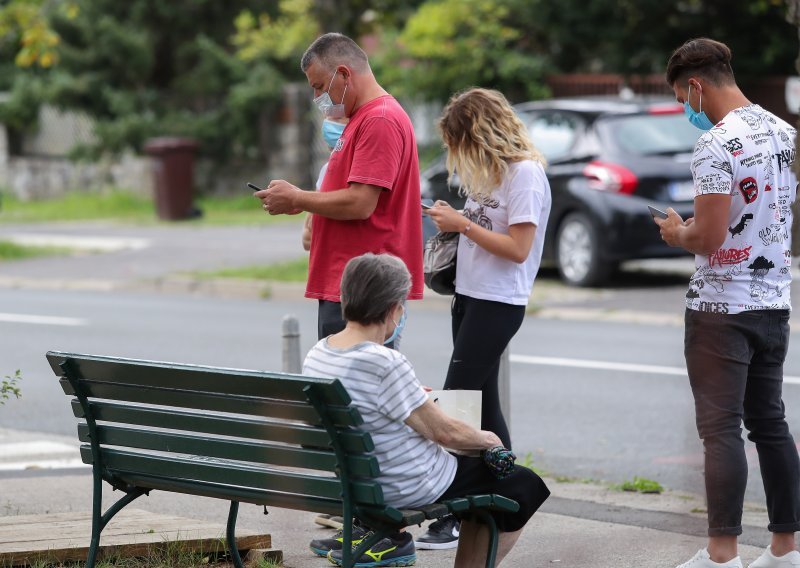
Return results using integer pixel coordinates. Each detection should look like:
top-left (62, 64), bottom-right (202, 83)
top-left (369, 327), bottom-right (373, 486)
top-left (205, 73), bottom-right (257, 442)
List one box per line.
top-left (301, 33), bottom-right (369, 74)
top-left (340, 254), bottom-right (410, 325)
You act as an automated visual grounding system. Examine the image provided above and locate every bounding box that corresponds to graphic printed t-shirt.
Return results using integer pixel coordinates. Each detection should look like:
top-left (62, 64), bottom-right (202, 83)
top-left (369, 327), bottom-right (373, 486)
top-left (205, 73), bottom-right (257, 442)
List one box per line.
top-left (687, 104), bottom-right (797, 313)
top-left (455, 160), bottom-right (552, 305)
top-left (307, 96), bottom-right (423, 302)
top-left (303, 339), bottom-right (457, 508)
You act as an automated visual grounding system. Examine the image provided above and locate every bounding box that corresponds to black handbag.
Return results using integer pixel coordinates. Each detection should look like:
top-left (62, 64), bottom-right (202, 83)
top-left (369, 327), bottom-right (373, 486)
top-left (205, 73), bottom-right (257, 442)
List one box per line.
top-left (423, 230), bottom-right (459, 295)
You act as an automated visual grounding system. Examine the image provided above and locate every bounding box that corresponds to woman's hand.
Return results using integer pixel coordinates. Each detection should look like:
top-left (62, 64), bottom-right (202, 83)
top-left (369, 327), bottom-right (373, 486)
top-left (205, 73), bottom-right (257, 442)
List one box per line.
top-left (426, 200), bottom-right (469, 233)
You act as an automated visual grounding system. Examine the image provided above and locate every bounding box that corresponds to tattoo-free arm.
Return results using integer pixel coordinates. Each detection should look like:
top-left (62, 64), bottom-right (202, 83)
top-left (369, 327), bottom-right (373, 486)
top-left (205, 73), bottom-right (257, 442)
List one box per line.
top-left (404, 399), bottom-right (501, 450)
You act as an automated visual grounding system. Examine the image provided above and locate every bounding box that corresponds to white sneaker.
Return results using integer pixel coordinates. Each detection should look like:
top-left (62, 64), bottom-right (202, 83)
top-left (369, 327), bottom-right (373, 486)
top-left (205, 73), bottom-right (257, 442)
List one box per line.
top-left (749, 546), bottom-right (800, 567)
top-left (677, 549), bottom-right (743, 568)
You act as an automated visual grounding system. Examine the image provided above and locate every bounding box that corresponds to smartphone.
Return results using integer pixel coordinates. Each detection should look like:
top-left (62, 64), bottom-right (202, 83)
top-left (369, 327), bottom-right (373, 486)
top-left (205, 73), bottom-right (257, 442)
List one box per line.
top-left (421, 202), bottom-right (432, 210)
top-left (247, 182), bottom-right (264, 192)
top-left (648, 205), bottom-right (668, 219)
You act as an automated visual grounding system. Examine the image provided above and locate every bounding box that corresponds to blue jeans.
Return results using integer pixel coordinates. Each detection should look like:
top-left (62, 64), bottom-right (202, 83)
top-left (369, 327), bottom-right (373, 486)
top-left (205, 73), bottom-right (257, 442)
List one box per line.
top-left (684, 308), bottom-right (800, 536)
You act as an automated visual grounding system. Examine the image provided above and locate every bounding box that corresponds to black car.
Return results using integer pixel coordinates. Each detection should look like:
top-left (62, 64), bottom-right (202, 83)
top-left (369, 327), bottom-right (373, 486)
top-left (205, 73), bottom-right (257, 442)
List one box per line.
top-left (421, 96), bottom-right (701, 286)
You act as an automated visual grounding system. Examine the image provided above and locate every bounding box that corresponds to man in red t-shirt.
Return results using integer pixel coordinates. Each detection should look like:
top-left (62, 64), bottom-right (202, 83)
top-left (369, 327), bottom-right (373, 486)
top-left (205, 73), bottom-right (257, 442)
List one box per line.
top-left (257, 33), bottom-right (423, 343)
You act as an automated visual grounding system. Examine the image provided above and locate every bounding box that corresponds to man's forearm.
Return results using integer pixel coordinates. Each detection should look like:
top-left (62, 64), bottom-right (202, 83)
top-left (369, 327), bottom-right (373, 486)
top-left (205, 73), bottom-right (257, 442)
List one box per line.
top-left (295, 187), bottom-right (375, 221)
top-left (676, 224), bottom-right (718, 256)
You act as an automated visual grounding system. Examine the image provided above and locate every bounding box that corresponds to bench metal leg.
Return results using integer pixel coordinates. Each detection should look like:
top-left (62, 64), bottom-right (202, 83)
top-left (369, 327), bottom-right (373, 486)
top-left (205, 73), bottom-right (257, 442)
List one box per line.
top-left (227, 501), bottom-right (244, 568)
top-left (86, 469), bottom-right (145, 568)
top-left (472, 510), bottom-right (500, 568)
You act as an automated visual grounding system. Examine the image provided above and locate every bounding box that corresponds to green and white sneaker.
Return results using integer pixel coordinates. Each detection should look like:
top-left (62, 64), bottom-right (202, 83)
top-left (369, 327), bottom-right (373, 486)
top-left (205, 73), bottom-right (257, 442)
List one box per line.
top-left (327, 531), bottom-right (416, 567)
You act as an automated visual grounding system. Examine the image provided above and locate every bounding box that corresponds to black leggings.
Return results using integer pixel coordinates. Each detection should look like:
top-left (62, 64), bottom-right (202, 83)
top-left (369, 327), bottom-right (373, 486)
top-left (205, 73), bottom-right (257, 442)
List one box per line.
top-left (444, 293), bottom-right (526, 449)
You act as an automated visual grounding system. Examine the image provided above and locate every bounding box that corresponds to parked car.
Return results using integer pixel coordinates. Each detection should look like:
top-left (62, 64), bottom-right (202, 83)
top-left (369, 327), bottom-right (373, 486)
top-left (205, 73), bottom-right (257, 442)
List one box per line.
top-left (421, 96), bottom-right (701, 286)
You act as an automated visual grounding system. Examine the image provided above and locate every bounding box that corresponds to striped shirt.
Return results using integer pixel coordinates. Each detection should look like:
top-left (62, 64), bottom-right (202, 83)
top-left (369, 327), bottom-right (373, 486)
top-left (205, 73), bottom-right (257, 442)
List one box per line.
top-left (303, 339), bottom-right (457, 508)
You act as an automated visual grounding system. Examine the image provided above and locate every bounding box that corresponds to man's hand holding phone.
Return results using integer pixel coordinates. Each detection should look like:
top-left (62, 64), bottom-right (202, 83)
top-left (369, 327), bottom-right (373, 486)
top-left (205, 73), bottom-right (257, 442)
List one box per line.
top-left (249, 180), bottom-right (302, 215)
top-left (652, 206), bottom-right (686, 248)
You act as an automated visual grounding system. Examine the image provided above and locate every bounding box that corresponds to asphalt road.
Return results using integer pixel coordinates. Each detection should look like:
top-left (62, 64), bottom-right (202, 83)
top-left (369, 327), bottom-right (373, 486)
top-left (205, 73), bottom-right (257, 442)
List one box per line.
top-left (4, 277), bottom-right (800, 504)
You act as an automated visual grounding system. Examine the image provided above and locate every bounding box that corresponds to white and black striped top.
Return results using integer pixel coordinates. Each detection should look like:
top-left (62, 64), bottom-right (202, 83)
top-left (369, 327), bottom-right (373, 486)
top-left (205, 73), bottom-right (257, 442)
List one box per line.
top-left (303, 339), bottom-right (457, 508)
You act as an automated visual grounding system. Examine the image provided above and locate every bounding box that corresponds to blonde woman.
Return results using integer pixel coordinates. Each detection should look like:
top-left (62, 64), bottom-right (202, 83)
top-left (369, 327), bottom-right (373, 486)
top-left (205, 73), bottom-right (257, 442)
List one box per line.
top-left (423, 87), bottom-right (552, 548)
top-left (429, 87), bottom-right (551, 444)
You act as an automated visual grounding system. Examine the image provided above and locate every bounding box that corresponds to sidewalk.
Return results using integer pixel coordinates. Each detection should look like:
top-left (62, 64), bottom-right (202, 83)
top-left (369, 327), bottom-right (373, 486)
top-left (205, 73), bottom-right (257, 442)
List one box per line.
top-left (0, 466), bottom-right (772, 567)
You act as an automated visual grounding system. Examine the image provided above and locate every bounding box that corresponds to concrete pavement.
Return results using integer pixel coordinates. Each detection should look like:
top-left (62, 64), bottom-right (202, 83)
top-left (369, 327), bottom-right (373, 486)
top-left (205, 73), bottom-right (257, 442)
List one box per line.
top-left (0, 220), bottom-right (788, 566)
top-left (0, 457), bottom-right (773, 568)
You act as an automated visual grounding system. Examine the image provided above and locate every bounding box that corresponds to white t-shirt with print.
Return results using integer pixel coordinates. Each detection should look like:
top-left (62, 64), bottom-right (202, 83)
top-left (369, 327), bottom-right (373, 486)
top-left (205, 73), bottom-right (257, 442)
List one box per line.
top-left (302, 339), bottom-right (457, 509)
top-left (455, 160), bottom-right (552, 305)
top-left (687, 104), bottom-right (797, 313)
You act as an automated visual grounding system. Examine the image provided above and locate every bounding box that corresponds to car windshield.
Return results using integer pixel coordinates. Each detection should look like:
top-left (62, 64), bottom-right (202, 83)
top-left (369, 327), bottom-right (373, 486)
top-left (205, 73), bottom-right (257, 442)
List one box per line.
top-left (598, 113), bottom-right (700, 156)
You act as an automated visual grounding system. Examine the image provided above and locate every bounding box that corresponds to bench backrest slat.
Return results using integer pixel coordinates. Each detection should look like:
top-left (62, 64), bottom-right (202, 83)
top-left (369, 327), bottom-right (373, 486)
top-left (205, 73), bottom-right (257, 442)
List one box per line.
top-left (77, 423), bottom-right (379, 477)
top-left (60, 377), bottom-right (360, 426)
top-left (70, 400), bottom-right (374, 453)
top-left (48, 352), bottom-right (352, 405)
top-left (78, 446), bottom-right (384, 505)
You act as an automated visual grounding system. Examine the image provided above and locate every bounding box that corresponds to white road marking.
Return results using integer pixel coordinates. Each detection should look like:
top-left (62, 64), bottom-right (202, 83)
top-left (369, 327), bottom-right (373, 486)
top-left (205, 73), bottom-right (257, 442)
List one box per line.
top-left (3, 233), bottom-right (150, 252)
top-left (510, 354), bottom-right (800, 385)
top-left (0, 313), bottom-right (86, 326)
top-left (0, 440), bottom-right (77, 459)
top-left (0, 458), bottom-right (88, 471)
top-left (0, 440), bottom-right (86, 471)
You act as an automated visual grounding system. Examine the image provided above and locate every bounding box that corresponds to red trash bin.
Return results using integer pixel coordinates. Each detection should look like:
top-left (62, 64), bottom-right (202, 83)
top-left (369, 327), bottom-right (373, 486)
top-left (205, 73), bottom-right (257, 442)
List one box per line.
top-left (144, 137), bottom-right (199, 221)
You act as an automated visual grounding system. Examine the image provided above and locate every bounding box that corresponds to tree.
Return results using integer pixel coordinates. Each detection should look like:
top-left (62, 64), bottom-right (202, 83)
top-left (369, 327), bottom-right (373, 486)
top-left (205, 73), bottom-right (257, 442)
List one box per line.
top-left (375, 0), bottom-right (550, 104)
top-left (512, 0), bottom-right (795, 77)
top-left (1, 370), bottom-right (21, 406)
top-left (40, 0), bottom-right (291, 160)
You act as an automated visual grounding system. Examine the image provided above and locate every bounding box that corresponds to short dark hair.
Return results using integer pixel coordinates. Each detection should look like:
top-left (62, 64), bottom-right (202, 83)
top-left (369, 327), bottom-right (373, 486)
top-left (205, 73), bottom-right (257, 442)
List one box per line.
top-left (340, 253), bottom-right (410, 325)
top-left (666, 38), bottom-right (735, 87)
top-left (301, 33), bottom-right (369, 74)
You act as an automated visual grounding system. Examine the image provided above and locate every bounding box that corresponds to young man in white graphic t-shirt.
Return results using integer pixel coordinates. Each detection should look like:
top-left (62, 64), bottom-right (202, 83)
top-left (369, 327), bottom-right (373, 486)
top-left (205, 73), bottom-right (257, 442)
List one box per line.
top-left (657, 38), bottom-right (800, 568)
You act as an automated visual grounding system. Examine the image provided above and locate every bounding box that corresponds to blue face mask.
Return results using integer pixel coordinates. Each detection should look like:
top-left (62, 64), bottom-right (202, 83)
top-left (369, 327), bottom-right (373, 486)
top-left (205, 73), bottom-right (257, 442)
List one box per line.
top-left (384, 307), bottom-right (406, 346)
top-left (322, 119), bottom-right (346, 149)
top-left (684, 84), bottom-right (715, 131)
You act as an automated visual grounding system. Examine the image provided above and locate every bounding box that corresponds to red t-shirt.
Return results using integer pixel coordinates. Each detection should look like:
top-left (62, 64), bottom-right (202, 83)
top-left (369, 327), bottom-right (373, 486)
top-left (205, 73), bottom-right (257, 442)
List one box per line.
top-left (306, 95), bottom-right (423, 301)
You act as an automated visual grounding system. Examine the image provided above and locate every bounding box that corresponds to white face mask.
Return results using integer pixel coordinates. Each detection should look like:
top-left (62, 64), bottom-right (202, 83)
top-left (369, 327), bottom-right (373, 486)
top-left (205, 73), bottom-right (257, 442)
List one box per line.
top-left (313, 70), bottom-right (347, 119)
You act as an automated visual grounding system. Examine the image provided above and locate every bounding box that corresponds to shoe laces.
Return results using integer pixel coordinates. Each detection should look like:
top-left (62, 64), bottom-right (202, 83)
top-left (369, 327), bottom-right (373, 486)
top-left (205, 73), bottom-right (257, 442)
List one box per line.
top-left (334, 524), bottom-right (366, 540)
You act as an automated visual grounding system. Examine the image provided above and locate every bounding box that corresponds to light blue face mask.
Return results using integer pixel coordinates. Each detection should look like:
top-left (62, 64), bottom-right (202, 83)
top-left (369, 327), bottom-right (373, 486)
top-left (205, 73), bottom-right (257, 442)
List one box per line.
top-left (321, 119), bottom-right (346, 149)
top-left (684, 84), bottom-right (715, 131)
top-left (384, 307), bottom-right (406, 346)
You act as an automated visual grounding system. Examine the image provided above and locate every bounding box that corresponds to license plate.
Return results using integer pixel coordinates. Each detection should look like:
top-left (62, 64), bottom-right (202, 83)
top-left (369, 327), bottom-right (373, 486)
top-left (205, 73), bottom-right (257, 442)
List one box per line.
top-left (668, 180), bottom-right (695, 201)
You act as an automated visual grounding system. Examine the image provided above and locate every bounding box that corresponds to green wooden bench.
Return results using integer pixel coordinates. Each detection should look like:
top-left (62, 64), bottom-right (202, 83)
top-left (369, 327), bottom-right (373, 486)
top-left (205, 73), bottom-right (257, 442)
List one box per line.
top-left (48, 350), bottom-right (519, 568)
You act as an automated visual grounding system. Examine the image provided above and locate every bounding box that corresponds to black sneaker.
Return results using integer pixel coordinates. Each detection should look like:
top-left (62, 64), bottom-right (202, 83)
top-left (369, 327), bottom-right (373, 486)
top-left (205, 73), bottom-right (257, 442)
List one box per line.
top-left (309, 523), bottom-right (369, 557)
top-left (327, 531), bottom-right (416, 567)
top-left (414, 515), bottom-right (459, 550)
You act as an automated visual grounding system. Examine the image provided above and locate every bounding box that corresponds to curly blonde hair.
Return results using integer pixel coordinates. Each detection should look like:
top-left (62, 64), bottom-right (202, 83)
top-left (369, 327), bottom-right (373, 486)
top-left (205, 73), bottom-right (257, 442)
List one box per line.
top-left (438, 88), bottom-right (546, 201)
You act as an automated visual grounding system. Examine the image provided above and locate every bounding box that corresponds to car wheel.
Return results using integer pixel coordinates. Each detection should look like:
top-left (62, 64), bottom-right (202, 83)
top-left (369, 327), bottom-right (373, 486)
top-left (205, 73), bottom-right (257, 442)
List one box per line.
top-left (555, 212), bottom-right (614, 287)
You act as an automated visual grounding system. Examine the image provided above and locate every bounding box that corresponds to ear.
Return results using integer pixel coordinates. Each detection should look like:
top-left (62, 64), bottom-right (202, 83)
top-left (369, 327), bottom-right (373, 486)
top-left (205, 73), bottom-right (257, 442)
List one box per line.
top-left (336, 65), bottom-right (351, 81)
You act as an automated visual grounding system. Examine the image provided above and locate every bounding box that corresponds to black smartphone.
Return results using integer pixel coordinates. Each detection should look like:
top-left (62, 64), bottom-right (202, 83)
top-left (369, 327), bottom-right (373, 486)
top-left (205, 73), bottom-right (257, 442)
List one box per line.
top-left (247, 182), bottom-right (264, 192)
top-left (648, 205), bottom-right (668, 219)
top-left (421, 202), bottom-right (432, 210)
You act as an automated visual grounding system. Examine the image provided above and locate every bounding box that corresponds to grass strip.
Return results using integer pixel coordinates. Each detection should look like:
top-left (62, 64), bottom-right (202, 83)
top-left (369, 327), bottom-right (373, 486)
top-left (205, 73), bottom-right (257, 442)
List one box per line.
top-left (196, 256), bottom-right (309, 282)
top-left (0, 190), bottom-right (299, 226)
top-left (0, 240), bottom-right (72, 260)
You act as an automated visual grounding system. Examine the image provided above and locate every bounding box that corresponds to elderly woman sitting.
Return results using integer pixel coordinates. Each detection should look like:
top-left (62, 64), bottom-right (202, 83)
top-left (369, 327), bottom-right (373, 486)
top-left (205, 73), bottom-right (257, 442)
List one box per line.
top-left (303, 252), bottom-right (549, 568)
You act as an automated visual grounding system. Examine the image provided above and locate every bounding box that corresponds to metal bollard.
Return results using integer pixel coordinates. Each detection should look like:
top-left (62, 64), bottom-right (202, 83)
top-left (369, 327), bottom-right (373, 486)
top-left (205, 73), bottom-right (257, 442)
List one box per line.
top-left (498, 346), bottom-right (511, 439)
top-left (282, 315), bottom-right (301, 373)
